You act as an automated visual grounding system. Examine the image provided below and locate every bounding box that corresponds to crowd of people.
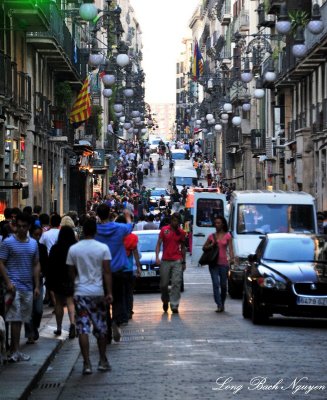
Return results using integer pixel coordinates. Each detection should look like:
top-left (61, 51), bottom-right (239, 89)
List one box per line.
top-left (6, 137), bottom-right (308, 375)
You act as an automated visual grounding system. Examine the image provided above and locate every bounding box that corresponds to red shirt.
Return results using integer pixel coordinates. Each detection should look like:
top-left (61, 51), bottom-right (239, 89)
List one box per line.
top-left (160, 225), bottom-right (186, 261)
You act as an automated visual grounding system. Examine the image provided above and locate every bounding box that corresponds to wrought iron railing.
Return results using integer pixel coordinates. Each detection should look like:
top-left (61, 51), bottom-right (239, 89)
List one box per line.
top-left (26, 2), bottom-right (82, 79)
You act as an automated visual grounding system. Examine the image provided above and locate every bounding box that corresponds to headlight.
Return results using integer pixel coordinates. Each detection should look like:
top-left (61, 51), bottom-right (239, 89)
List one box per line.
top-left (257, 276), bottom-right (286, 290)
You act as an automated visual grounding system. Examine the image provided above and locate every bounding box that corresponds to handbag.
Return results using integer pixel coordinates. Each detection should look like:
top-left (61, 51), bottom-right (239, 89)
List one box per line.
top-left (198, 234), bottom-right (219, 266)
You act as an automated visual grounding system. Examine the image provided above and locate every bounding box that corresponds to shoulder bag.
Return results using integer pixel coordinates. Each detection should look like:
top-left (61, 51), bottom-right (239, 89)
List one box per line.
top-left (198, 234), bottom-right (219, 266)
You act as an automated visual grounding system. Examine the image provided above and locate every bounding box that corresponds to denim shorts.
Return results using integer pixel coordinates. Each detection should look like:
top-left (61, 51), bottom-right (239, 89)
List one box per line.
top-left (74, 295), bottom-right (107, 338)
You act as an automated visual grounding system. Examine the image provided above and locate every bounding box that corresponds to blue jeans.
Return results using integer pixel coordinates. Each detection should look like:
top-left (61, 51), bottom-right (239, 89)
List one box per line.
top-left (208, 265), bottom-right (229, 307)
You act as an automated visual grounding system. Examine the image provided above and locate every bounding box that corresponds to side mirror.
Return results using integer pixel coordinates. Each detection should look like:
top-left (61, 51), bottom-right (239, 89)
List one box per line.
top-left (248, 254), bottom-right (257, 263)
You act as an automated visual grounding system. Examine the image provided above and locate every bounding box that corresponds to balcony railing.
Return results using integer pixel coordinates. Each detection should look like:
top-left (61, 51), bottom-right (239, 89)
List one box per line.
top-left (304, 0), bottom-right (327, 52)
top-left (0, 51), bottom-right (12, 98)
top-left (0, 54), bottom-right (31, 113)
top-left (233, 10), bottom-right (249, 33)
top-left (226, 126), bottom-right (240, 146)
top-left (26, 2), bottom-right (83, 80)
top-left (35, 93), bottom-right (52, 131)
top-left (251, 129), bottom-right (266, 153)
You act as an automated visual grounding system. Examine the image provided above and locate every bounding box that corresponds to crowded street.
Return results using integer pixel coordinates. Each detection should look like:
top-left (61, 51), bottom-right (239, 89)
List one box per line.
top-left (1, 0), bottom-right (327, 399)
top-left (0, 156), bottom-right (326, 400)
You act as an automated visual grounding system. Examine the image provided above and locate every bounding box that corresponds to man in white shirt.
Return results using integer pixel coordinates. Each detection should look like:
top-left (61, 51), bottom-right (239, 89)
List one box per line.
top-left (67, 219), bottom-right (113, 375)
top-left (39, 214), bottom-right (61, 254)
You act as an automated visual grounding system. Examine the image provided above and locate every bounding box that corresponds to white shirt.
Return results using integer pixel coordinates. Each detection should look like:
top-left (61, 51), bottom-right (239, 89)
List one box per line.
top-left (39, 228), bottom-right (60, 254)
top-left (66, 239), bottom-right (111, 296)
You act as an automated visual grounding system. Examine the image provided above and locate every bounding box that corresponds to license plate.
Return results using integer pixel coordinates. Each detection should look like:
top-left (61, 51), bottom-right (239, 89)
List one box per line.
top-left (297, 296), bottom-right (327, 306)
top-left (141, 270), bottom-right (157, 277)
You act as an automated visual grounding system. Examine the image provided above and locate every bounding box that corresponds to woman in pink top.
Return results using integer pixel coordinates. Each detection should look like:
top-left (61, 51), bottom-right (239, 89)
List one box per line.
top-left (203, 216), bottom-right (235, 312)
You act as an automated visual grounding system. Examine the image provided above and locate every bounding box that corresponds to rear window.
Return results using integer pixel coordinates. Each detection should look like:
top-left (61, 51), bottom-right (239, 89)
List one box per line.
top-left (236, 204), bottom-right (316, 234)
top-left (196, 199), bottom-right (225, 227)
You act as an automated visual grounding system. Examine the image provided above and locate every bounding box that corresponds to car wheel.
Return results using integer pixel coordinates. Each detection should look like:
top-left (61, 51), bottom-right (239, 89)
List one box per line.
top-left (251, 295), bottom-right (268, 325)
top-left (242, 290), bottom-right (251, 319)
top-left (228, 279), bottom-right (241, 299)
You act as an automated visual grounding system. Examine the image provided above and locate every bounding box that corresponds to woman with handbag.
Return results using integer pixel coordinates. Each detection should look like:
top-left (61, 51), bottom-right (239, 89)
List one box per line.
top-left (202, 216), bottom-right (235, 312)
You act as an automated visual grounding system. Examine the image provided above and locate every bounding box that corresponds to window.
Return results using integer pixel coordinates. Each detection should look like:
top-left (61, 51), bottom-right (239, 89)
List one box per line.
top-left (196, 199), bottom-right (224, 227)
top-left (237, 204), bottom-right (316, 234)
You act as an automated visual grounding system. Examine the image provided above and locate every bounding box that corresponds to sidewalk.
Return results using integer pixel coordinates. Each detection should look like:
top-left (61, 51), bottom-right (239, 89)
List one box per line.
top-left (0, 306), bottom-right (71, 400)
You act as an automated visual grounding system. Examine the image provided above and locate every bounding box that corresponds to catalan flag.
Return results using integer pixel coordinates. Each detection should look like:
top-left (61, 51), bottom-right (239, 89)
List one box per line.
top-left (192, 40), bottom-right (204, 81)
top-left (69, 76), bottom-right (91, 124)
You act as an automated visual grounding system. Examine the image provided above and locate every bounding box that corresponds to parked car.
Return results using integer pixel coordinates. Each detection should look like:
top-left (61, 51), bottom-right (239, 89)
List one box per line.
top-left (133, 230), bottom-right (185, 293)
top-left (242, 233), bottom-right (327, 324)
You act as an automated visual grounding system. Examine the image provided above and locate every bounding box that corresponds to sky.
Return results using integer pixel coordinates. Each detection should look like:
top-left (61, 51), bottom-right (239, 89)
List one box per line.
top-left (130, 0), bottom-right (199, 104)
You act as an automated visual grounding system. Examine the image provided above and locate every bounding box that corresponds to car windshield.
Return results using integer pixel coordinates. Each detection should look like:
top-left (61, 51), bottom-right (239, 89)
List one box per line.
top-left (171, 152), bottom-right (186, 160)
top-left (151, 190), bottom-right (167, 197)
top-left (263, 237), bottom-right (317, 262)
top-left (175, 177), bottom-right (193, 186)
top-left (237, 204), bottom-right (316, 234)
top-left (150, 140), bottom-right (161, 146)
top-left (137, 233), bottom-right (159, 252)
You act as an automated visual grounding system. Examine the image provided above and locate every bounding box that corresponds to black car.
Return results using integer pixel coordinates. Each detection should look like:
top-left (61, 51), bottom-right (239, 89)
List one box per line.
top-left (242, 233), bottom-right (327, 324)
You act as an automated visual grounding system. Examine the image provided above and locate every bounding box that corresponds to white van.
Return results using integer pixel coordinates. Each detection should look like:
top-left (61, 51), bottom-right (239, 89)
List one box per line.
top-left (173, 159), bottom-right (194, 171)
top-left (172, 168), bottom-right (198, 193)
top-left (191, 190), bottom-right (228, 266)
top-left (228, 190), bottom-right (318, 297)
top-left (148, 137), bottom-right (162, 153)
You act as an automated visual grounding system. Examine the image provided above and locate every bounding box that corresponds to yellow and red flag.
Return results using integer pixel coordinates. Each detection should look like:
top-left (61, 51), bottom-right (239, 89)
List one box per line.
top-left (69, 76), bottom-right (91, 124)
top-left (192, 40), bottom-right (204, 81)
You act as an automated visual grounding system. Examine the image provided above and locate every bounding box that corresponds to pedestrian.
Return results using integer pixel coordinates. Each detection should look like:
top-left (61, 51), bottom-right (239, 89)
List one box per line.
top-left (149, 158), bottom-right (155, 176)
top-left (115, 215), bottom-right (141, 323)
top-left (39, 213), bottom-right (61, 254)
top-left (155, 213), bottom-right (186, 314)
top-left (202, 216), bottom-right (235, 312)
top-left (67, 219), bottom-right (113, 375)
top-left (137, 167), bottom-right (144, 189)
top-left (157, 158), bottom-right (163, 176)
top-left (95, 204), bottom-right (133, 343)
top-left (0, 212), bottom-right (40, 362)
top-left (24, 224), bottom-right (49, 344)
top-left (48, 226), bottom-right (77, 339)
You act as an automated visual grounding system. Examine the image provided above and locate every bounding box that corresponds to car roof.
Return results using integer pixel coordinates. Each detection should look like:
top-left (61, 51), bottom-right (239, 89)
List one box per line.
top-left (134, 230), bottom-right (160, 235)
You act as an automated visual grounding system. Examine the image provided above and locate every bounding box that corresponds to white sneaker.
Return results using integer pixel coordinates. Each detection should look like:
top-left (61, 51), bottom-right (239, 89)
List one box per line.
top-left (112, 322), bottom-right (121, 342)
top-left (9, 351), bottom-right (30, 362)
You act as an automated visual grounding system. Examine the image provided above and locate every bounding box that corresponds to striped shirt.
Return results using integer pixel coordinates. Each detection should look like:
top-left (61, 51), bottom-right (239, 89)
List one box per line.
top-left (0, 235), bottom-right (39, 291)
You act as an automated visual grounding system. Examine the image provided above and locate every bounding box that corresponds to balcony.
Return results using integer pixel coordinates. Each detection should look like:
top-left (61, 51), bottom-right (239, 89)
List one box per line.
top-left (4, 0), bottom-right (50, 32)
top-left (0, 51), bottom-right (12, 99)
top-left (217, 0), bottom-right (231, 25)
top-left (26, 2), bottom-right (83, 82)
top-left (276, 1), bottom-right (327, 85)
top-left (251, 129), bottom-right (266, 154)
top-left (233, 10), bottom-right (249, 33)
top-left (34, 93), bottom-right (52, 132)
top-left (226, 126), bottom-right (240, 147)
top-left (257, 4), bottom-right (276, 28)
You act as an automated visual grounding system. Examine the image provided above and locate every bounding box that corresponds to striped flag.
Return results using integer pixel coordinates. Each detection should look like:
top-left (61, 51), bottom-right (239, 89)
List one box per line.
top-left (69, 76), bottom-right (91, 124)
top-left (192, 40), bottom-right (204, 81)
